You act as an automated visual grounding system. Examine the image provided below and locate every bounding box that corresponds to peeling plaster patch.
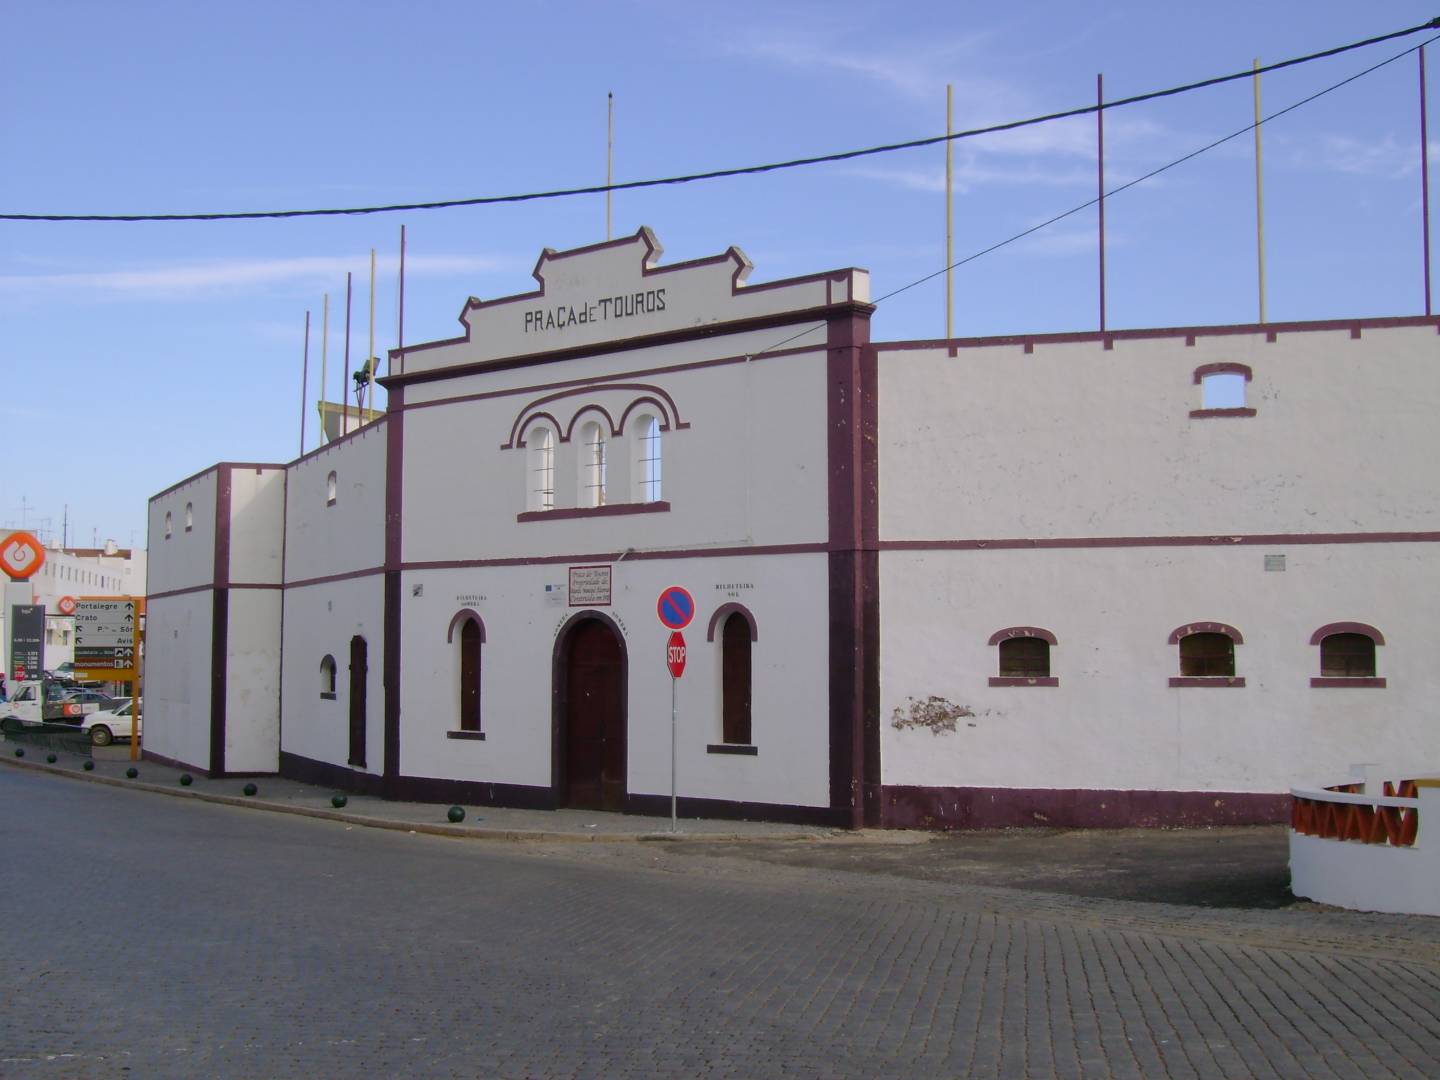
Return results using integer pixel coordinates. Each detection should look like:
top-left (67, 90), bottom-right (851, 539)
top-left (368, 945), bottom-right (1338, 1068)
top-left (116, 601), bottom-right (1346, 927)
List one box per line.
top-left (891, 695), bottom-right (974, 735)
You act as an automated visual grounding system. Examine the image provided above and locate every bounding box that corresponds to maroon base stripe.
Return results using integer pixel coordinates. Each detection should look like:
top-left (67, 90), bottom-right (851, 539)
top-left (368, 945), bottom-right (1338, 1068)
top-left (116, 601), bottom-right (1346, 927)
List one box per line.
top-left (882, 785), bottom-right (1290, 829)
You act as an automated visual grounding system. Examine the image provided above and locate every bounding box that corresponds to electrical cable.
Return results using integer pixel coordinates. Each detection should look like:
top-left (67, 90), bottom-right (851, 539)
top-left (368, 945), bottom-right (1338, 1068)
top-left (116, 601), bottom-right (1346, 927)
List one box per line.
top-left (2, 17), bottom-right (1436, 224)
top-left (745, 32), bottom-right (1440, 361)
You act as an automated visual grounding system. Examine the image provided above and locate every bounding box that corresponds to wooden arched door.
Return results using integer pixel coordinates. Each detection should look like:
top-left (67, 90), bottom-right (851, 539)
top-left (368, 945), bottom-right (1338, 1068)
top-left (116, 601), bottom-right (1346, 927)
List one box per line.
top-left (558, 617), bottom-right (625, 810)
top-left (348, 635), bottom-right (367, 768)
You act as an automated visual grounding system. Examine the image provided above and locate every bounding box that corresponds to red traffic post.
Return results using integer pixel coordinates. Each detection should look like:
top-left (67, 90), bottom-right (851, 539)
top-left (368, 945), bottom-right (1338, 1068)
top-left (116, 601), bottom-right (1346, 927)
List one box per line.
top-left (666, 631), bottom-right (687, 679)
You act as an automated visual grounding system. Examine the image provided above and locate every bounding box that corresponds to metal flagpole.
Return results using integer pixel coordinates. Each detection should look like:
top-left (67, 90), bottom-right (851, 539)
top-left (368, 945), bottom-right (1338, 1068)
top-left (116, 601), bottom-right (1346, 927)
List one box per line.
top-left (946, 83), bottom-right (954, 340)
top-left (607, 92), bottom-right (614, 241)
top-left (1421, 46), bottom-right (1433, 317)
top-left (343, 273), bottom-right (352, 436)
top-left (1254, 59), bottom-right (1267, 324)
top-left (1097, 73), bottom-right (1106, 333)
top-left (299, 310), bottom-right (310, 457)
top-left (367, 248), bottom-right (377, 424)
top-left (320, 294), bottom-right (329, 443)
top-left (397, 224), bottom-right (407, 375)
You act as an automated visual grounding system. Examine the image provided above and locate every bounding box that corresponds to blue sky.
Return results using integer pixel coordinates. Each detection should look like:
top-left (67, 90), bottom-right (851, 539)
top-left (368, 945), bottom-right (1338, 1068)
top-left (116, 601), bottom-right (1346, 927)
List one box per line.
top-left (3, 1), bottom-right (1437, 550)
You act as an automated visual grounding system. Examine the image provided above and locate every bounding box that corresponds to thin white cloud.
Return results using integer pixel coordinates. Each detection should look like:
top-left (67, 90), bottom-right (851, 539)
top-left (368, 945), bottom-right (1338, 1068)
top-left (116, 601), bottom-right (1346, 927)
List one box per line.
top-left (0, 253), bottom-right (518, 299)
top-left (1276, 132), bottom-right (1435, 180)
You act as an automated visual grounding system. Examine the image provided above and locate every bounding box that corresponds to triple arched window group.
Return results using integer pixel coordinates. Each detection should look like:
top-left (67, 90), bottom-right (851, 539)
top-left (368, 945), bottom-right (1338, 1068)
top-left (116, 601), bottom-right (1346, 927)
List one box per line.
top-left (987, 622), bottom-right (1386, 688)
top-left (525, 412), bottom-right (663, 512)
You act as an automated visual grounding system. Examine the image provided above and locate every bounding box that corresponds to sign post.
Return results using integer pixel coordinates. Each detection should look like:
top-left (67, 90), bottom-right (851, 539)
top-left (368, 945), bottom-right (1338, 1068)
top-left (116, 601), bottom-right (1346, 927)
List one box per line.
top-left (657, 587), bottom-right (695, 834)
top-left (74, 597), bottom-right (143, 760)
top-left (2, 532), bottom-right (46, 708)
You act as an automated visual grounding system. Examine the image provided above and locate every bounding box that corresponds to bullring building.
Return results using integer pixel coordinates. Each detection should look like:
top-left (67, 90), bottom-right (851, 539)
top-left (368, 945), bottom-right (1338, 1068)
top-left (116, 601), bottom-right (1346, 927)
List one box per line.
top-left (143, 228), bottom-right (1440, 828)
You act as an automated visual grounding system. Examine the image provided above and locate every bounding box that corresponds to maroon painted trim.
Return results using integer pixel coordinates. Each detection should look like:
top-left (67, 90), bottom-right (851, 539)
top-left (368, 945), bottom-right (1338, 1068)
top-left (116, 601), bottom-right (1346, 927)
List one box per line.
top-left (149, 459), bottom-right (281, 504)
top-left (623, 792), bottom-right (844, 828)
top-left (147, 583), bottom-right (217, 602)
top-left (1168, 622), bottom-right (1243, 645)
top-left (561, 404), bottom-right (618, 444)
top-left (402, 345), bottom-right (817, 418)
top-left (383, 386), bottom-right (404, 787)
top-left (1189, 407), bottom-right (1257, 419)
top-left (143, 748), bottom-right (212, 778)
top-left (1311, 677), bottom-right (1387, 688)
top-left (706, 743), bottom-right (758, 756)
top-left (384, 302), bottom-right (866, 389)
top-left (515, 412), bottom-right (562, 448)
top-left (446, 730), bottom-right (488, 740)
top-left (228, 582), bottom-right (282, 591)
top-left (987, 626), bottom-right (1057, 646)
top-left (517, 501), bottom-right (670, 524)
top-left (402, 541), bottom-right (825, 572)
top-left (279, 750), bottom-right (386, 798)
top-left (503, 382), bottom-right (688, 449)
top-left (149, 463), bottom-right (222, 504)
top-left (284, 566), bottom-right (385, 590)
top-left (988, 677), bottom-right (1059, 687)
top-left (1309, 621), bottom-right (1385, 646)
top-left (1168, 676), bottom-right (1247, 687)
top-left (881, 785), bottom-right (1289, 829)
top-left (878, 314), bottom-right (1440, 354)
top-left (616, 396), bottom-right (678, 437)
top-left (1193, 362), bottom-right (1253, 383)
top-left (209, 588), bottom-right (228, 775)
top-left (214, 465), bottom-right (232, 590)
top-left (550, 610), bottom-right (628, 807)
top-left (705, 602), bottom-right (758, 643)
top-left (445, 608), bottom-right (486, 644)
top-left (881, 531), bottom-right (1440, 551)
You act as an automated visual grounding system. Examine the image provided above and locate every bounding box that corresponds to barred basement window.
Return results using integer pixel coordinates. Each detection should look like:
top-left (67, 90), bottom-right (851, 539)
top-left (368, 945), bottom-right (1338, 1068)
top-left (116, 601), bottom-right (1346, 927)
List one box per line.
top-left (1319, 633), bottom-right (1375, 677)
top-left (998, 637), bottom-right (1050, 678)
top-left (1179, 633), bottom-right (1234, 677)
top-left (320, 654), bottom-right (337, 699)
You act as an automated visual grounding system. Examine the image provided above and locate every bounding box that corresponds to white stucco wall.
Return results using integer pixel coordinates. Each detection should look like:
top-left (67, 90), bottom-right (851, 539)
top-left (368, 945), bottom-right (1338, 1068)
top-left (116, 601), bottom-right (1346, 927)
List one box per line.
top-left (396, 554), bottom-right (831, 808)
top-left (225, 589), bottom-right (281, 773)
top-left (878, 324), bottom-right (1440, 541)
top-left (147, 470), bottom-right (218, 595)
top-left (278, 575), bottom-right (385, 774)
top-left (141, 592), bottom-right (213, 771)
top-left (284, 426), bottom-right (387, 584)
top-left (227, 466), bottom-right (286, 586)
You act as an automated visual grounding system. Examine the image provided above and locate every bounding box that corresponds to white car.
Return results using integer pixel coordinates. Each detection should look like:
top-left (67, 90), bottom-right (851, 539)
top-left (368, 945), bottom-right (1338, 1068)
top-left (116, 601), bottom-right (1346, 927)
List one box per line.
top-left (81, 699), bottom-right (139, 746)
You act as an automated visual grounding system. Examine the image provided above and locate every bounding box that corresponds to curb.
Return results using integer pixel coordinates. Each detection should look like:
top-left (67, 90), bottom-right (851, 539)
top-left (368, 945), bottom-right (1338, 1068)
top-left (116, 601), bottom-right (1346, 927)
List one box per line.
top-left (0, 753), bottom-right (879, 845)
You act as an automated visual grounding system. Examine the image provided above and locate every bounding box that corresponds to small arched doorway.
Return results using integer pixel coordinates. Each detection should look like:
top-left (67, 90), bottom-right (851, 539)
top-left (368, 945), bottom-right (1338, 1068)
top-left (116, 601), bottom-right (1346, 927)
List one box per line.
top-left (554, 614), bottom-right (627, 810)
top-left (348, 635), bottom-right (367, 768)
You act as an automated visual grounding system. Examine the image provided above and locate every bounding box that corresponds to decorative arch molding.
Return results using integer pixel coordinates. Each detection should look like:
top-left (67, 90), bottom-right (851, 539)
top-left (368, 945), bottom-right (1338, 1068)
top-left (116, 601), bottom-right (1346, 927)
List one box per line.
top-left (706, 602), bottom-right (759, 643)
top-left (564, 405), bottom-right (619, 445)
top-left (987, 626), bottom-right (1057, 647)
top-left (618, 396), bottom-right (674, 435)
top-left (1192, 362), bottom-right (1253, 383)
top-left (1309, 621), bottom-right (1385, 646)
top-left (1168, 621), bottom-right (1244, 645)
top-left (502, 381), bottom-right (690, 449)
top-left (517, 412), bottom-right (563, 448)
top-left (446, 608), bottom-right (487, 644)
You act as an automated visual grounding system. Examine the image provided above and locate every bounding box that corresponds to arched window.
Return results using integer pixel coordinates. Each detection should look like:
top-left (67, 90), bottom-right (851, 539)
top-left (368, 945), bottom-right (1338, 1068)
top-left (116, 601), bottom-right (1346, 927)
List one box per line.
top-left (527, 426), bottom-right (555, 512)
top-left (458, 617), bottom-right (482, 732)
top-left (632, 413), bottom-right (662, 503)
top-left (1311, 623), bottom-right (1385, 687)
top-left (164, 511), bottom-right (173, 539)
top-left (320, 654), bottom-right (337, 699)
top-left (721, 613), bottom-right (752, 745)
top-left (326, 471), bottom-right (338, 506)
top-left (987, 627), bottom-right (1058, 686)
top-left (1169, 622), bottom-right (1245, 686)
top-left (579, 421), bottom-right (607, 507)
top-left (184, 502), bottom-right (194, 532)
top-left (1191, 362), bottom-right (1256, 418)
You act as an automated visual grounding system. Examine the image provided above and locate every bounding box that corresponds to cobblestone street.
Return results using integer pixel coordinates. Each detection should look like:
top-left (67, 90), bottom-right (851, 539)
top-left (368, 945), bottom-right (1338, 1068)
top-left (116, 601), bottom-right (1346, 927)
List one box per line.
top-left (3, 765), bottom-right (1438, 1078)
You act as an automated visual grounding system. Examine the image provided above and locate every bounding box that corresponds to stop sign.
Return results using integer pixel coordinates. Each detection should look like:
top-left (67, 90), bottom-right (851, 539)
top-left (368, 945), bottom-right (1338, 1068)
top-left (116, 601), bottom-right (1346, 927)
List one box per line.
top-left (666, 631), bottom-right (687, 678)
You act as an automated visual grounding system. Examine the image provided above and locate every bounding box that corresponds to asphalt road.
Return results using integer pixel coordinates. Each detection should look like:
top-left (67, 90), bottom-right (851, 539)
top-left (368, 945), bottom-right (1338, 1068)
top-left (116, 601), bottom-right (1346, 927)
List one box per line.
top-left (3, 767), bottom-right (1438, 1078)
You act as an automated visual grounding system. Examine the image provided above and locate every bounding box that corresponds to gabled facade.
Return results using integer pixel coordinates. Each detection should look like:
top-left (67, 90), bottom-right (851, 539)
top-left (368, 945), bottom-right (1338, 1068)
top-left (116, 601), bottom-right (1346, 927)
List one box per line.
top-left (143, 228), bottom-right (1440, 827)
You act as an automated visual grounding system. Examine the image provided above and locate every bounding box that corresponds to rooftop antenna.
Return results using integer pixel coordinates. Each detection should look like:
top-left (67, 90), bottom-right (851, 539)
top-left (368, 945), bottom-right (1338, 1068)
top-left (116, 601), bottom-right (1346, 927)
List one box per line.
top-left (945, 83), bottom-right (953, 340)
top-left (343, 272), bottom-right (352, 435)
top-left (299, 310), bottom-right (310, 457)
top-left (320, 293), bottom-right (329, 443)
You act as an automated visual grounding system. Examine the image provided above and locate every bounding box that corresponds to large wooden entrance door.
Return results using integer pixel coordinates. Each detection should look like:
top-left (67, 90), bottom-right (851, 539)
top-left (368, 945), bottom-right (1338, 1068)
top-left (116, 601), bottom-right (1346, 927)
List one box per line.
top-left (348, 635), bottom-right (367, 768)
top-left (562, 618), bottom-right (625, 810)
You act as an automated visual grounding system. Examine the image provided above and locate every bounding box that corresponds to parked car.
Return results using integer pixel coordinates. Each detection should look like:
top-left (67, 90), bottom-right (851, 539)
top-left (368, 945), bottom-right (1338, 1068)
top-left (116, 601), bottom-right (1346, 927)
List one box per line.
top-left (0, 681), bottom-right (102, 728)
top-left (54, 688), bottom-right (120, 715)
top-left (80, 699), bottom-right (138, 746)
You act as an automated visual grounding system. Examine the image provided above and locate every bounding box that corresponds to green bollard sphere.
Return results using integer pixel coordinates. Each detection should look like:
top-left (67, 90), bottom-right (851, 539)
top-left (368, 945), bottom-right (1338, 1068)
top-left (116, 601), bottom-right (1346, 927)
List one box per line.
top-left (331, 794), bottom-right (348, 808)
top-left (125, 767), bottom-right (138, 778)
top-left (82, 760), bottom-right (95, 771)
top-left (179, 774), bottom-right (193, 787)
top-left (243, 782), bottom-right (258, 796)
top-left (46, 753), bottom-right (57, 764)
top-left (14, 747), bottom-right (24, 758)
top-left (447, 805), bottom-right (465, 823)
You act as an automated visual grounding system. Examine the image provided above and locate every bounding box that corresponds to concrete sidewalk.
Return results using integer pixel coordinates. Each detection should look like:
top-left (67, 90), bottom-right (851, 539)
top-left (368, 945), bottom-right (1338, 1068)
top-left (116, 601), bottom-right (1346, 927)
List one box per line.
top-left (1, 737), bottom-right (864, 844)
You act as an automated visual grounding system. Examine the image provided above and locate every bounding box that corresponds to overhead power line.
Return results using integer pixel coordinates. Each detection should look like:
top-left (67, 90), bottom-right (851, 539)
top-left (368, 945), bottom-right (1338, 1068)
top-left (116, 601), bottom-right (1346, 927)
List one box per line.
top-left (3, 17), bottom-right (1437, 224)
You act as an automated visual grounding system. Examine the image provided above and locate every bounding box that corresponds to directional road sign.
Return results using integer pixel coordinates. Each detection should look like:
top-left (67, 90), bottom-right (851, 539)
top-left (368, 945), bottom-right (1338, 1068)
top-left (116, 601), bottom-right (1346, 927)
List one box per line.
top-left (656, 586), bottom-right (695, 630)
top-left (74, 598), bottom-right (139, 679)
